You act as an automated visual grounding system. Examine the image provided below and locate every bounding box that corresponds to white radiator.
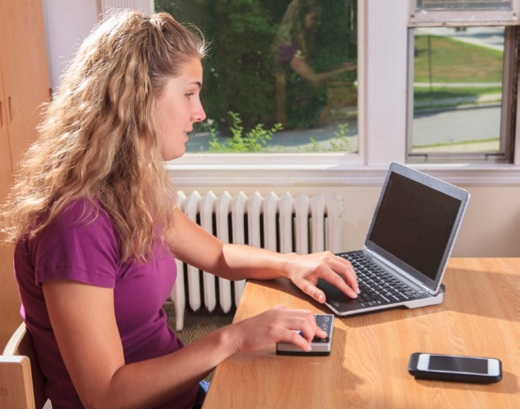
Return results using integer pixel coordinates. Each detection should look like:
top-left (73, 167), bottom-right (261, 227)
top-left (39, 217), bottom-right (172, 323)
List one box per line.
top-left (170, 191), bottom-right (343, 331)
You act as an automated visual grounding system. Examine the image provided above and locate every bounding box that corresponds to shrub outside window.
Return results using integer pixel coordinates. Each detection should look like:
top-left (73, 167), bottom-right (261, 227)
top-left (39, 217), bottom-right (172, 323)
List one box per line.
top-left (154, 0), bottom-right (359, 154)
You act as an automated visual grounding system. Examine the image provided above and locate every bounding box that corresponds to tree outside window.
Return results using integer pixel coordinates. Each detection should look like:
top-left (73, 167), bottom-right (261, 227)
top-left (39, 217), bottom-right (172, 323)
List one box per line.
top-left (155, 0), bottom-right (358, 153)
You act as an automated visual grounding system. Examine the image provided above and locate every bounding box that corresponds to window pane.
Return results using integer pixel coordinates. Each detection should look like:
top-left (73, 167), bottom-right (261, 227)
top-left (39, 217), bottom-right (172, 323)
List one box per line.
top-left (155, 0), bottom-right (358, 154)
top-left (411, 27), bottom-right (504, 155)
top-left (416, 0), bottom-right (512, 10)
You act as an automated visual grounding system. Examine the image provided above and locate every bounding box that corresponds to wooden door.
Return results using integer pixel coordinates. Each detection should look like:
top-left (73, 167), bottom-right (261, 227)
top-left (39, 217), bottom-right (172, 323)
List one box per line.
top-left (0, 38), bottom-right (18, 351)
top-left (0, 0), bottom-right (49, 170)
top-left (0, 52), bottom-right (18, 351)
top-left (0, 0), bottom-right (50, 350)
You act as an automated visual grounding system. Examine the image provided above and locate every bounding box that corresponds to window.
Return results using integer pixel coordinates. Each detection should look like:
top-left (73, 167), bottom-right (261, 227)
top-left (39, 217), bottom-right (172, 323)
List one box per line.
top-left (154, 0), bottom-right (358, 154)
top-left (407, 26), bottom-right (518, 162)
top-left (156, 0), bottom-right (520, 187)
top-left (407, 0), bottom-right (520, 163)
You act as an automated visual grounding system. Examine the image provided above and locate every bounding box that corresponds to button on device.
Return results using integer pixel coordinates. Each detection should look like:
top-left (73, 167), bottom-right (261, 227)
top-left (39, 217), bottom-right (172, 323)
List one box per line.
top-left (276, 314), bottom-right (334, 356)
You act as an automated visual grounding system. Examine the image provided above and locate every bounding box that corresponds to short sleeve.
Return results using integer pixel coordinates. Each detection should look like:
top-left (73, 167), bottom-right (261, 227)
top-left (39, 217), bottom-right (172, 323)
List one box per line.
top-left (276, 42), bottom-right (303, 70)
top-left (31, 200), bottom-right (120, 288)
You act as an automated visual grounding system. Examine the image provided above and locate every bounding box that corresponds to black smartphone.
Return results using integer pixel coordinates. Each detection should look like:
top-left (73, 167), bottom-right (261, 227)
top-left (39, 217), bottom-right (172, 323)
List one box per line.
top-left (408, 352), bottom-right (502, 384)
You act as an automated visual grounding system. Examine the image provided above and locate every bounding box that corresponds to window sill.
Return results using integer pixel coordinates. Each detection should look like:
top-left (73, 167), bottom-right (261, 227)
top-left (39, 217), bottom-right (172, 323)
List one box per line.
top-left (165, 161), bottom-right (520, 187)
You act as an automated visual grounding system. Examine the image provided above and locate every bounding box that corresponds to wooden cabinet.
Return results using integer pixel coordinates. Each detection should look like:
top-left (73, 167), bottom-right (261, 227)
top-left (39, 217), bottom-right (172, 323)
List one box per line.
top-left (0, 0), bottom-right (50, 350)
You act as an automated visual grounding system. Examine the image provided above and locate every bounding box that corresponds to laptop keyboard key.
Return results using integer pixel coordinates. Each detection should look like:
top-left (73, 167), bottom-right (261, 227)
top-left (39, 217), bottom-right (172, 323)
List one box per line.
top-left (373, 294), bottom-right (391, 304)
top-left (338, 251), bottom-right (422, 306)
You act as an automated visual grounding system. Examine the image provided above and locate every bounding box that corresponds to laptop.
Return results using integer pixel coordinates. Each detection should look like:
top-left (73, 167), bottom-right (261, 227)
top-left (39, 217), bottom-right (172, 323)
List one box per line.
top-left (317, 162), bottom-right (470, 316)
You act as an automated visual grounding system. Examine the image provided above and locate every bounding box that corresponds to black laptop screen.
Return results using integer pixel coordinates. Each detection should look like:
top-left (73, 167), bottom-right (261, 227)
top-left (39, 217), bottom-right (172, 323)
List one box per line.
top-left (368, 172), bottom-right (462, 281)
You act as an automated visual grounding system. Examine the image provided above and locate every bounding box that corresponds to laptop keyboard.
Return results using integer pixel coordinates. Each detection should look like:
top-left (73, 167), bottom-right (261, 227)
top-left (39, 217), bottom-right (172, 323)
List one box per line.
top-left (341, 251), bottom-right (421, 308)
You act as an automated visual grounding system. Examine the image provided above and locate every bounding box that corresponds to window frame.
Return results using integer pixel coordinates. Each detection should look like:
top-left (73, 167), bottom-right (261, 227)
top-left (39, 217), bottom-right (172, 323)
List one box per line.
top-left (406, 25), bottom-right (519, 163)
top-left (171, 0), bottom-right (403, 169)
top-left (409, 1), bottom-right (520, 27)
top-left (165, 0), bottom-right (520, 187)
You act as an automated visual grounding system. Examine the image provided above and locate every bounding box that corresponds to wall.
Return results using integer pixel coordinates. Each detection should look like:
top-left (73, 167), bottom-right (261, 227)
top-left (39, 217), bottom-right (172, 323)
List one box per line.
top-left (41, 0), bottom-right (154, 90)
top-left (455, 185), bottom-right (520, 257)
top-left (41, 0), bottom-right (99, 90)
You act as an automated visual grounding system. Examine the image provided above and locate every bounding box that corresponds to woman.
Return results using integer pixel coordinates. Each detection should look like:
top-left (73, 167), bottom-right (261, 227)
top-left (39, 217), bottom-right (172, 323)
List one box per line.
top-left (274, 0), bottom-right (356, 128)
top-left (1, 10), bottom-right (358, 409)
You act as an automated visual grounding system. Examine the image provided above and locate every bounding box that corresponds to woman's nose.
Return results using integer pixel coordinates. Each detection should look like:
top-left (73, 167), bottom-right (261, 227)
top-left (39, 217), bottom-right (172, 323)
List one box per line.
top-left (192, 105), bottom-right (206, 123)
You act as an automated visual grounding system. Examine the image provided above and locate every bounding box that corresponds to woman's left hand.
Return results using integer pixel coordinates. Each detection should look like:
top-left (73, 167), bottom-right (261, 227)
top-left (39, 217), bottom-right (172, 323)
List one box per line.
top-left (284, 252), bottom-right (359, 304)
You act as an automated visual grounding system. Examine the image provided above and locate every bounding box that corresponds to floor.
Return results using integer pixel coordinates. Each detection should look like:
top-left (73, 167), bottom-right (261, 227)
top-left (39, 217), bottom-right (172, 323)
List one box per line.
top-left (163, 302), bottom-right (235, 346)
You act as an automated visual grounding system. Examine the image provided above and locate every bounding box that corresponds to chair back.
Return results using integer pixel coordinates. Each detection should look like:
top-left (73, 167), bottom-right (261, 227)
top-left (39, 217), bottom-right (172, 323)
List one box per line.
top-left (0, 322), bottom-right (47, 409)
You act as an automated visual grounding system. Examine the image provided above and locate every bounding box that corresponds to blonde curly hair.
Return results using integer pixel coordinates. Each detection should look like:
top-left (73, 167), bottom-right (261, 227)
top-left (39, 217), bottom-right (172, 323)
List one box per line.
top-left (1, 9), bottom-right (207, 263)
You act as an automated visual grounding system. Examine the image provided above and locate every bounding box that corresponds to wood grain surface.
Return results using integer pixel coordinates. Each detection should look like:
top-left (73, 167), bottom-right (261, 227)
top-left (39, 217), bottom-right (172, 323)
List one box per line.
top-left (203, 258), bottom-right (520, 409)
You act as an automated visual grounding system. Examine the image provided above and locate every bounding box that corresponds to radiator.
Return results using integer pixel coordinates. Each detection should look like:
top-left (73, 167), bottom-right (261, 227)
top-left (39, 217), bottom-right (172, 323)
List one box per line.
top-left (170, 191), bottom-right (343, 331)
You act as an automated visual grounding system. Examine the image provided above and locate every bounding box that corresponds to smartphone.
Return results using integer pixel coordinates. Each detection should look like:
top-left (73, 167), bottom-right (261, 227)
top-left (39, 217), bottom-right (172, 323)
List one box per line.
top-left (408, 352), bottom-right (502, 384)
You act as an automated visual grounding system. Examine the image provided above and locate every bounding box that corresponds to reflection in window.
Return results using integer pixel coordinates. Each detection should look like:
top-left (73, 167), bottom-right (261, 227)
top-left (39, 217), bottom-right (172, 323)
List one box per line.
top-left (154, 0), bottom-right (358, 153)
top-left (410, 27), bottom-right (504, 155)
top-left (416, 0), bottom-right (512, 10)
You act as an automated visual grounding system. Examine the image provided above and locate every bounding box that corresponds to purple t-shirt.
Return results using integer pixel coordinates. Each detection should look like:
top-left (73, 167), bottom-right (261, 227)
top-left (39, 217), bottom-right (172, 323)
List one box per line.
top-left (276, 42), bottom-right (305, 73)
top-left (14, 199), bottom-right (199, 409)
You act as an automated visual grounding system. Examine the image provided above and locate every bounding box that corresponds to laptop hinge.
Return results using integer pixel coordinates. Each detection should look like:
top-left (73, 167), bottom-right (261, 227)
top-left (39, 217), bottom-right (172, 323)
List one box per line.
top-left (364, 247), bottom-right (436, 295)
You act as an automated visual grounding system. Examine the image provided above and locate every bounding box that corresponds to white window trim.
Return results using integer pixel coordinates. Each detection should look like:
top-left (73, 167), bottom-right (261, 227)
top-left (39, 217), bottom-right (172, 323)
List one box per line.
top-left (409, 1), bottom-right (520, 27)
top-left (166, 0), bottom-right (520, 187)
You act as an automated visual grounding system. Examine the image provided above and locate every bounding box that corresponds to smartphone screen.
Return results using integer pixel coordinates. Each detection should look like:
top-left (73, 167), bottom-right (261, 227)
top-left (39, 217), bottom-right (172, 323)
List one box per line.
top-left (410, 353), bottom-right (502, 383)
top-left (428, 355), bottom-right (488, 374)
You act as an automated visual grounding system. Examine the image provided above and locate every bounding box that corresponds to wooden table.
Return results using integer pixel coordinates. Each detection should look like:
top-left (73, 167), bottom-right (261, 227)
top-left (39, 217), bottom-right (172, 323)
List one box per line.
top-left (203, 259), bottom-right (519, 408)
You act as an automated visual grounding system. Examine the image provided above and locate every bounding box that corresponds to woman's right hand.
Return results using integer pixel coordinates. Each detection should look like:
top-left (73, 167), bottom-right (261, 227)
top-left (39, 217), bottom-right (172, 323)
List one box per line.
top-left (227, 305), bottom-right (326, 353)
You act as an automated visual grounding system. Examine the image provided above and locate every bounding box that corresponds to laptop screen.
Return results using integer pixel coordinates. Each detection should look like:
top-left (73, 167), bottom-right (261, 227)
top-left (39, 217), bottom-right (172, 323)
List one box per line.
top-left (365, 163), bottom-right (469, 292)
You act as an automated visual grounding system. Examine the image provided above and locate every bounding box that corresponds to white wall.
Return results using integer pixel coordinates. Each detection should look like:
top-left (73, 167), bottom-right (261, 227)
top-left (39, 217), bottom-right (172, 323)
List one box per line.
top-left (41, 0), bottom-right (155, 90)
top-left (455, 185), bottom-right (520, 257)
top-left (41, 0), bottom-right (99, 91)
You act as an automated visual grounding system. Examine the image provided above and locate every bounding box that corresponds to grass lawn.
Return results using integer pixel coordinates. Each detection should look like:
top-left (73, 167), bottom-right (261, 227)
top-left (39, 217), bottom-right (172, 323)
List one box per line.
top-left (414, 86), bottom-right (502, 102)
top-left (414, 35), bottom-right (503, 83)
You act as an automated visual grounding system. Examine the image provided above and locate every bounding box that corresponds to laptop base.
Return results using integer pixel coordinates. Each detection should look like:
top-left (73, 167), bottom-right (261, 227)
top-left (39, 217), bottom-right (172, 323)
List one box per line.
top-left (320, 282), bottom-right (445, 317)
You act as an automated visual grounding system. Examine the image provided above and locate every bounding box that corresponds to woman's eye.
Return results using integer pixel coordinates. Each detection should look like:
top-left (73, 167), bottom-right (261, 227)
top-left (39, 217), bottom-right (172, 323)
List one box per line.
top-left (186, 93), bottom-right (194, 99)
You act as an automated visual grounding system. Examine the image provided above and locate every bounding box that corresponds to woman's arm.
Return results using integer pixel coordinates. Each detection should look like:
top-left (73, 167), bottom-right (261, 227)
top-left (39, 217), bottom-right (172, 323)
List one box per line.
top-left (290, 56), bottom-right (356, 86)
top-left (167, 208), bottom-right (359, 302)
top-left (43, 280), bottom-right (324, 409)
